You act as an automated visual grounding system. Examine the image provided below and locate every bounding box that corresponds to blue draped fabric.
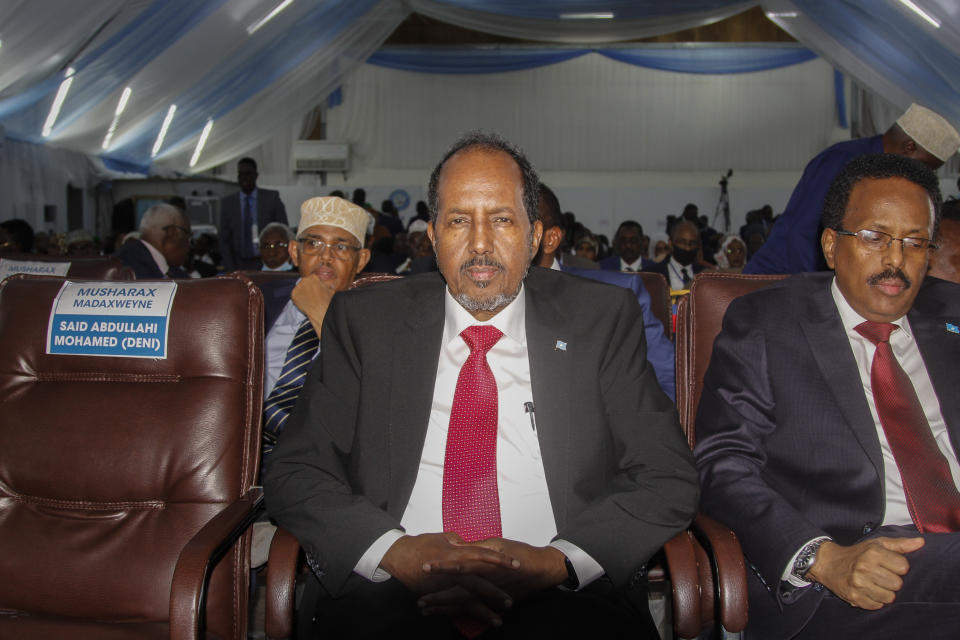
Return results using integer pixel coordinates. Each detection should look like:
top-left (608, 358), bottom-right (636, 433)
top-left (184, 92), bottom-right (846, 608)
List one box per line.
top-left (105, 0), bottom-right (380, 167)
top-left (429, 0), bottom-right (751, 20)
top-left (598, 46), bottom-right (816, 74)
top-left (834, 69), bottom-right (848, 128)
top-left (368, 45), bottom-right (816, 75)
top-left (791, 0), bottom-right (960, 124)
top-left (367, 48), bottom-right (588, 74)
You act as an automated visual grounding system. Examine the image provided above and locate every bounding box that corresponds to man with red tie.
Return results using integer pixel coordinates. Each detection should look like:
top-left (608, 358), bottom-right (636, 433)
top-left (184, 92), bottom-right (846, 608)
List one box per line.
top-left (696, 153), bottom-right (960, 639)
top-left (264, 132), bottom-right (697, 638)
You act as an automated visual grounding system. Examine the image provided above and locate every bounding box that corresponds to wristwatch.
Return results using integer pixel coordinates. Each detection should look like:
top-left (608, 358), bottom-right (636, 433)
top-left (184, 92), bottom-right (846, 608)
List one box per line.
top-left (791, 538), bottom-right (828, 583)
top-left (561, 555), bottom-right (580, 590)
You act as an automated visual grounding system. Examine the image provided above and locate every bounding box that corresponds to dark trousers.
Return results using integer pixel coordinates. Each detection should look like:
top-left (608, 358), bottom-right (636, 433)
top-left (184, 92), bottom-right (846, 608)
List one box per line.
top-left (795, 525), bottom-right (960, 640)
top-left (298, 573), bottom-right (658, 640)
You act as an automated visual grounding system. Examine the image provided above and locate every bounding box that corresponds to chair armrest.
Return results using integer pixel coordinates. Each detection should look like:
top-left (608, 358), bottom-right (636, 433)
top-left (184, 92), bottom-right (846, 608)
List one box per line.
top-left (690, 513), bottom-right (748, 633)
top-left (265, 526), bottom-right (301, 639)
top-left (170, 488), bottom-right (265, 640)
top-left (662, 529), bottom-right (702, 639)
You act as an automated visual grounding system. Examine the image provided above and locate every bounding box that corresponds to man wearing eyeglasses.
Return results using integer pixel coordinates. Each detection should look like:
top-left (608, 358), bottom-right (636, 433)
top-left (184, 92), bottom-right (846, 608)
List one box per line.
top-left (259, 222), bottom-right (295, 272)
top-left (696, 154), bottom-right (960, 639)
top-left (261, 197), bottom-right (370, 451)
top-left (115, 203), bottom-right (192, 279)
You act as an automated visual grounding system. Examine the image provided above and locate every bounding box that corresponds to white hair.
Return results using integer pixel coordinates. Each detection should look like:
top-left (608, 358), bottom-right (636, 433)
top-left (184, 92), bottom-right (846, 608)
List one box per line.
top-left (259, 222), bottom-right (294, 243)
top-left (139, 203), bottom-right (185, 234)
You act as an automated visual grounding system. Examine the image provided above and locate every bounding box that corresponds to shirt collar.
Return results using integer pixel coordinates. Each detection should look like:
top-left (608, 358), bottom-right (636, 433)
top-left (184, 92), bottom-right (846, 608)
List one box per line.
top-left (140, 239), bottom-right (169, 275)
top-left (443, 283), bottom-right (526, 348)
top-left (831, 277), bottom-right (912, 339)
top-left (621, 257), bottom-right (643, 271)
top-left (550, 257), bottom-right (562, 271)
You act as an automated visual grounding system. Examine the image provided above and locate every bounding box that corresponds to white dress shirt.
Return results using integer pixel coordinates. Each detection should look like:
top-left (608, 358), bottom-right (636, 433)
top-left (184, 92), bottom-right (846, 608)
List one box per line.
top-left (784, 278), bottom-right (959, 586)
top-left (665, 257), bottom-right (692, 290)
top-left (355, 286), bottom-right (604, 589)
top-left (140, 239), bottom-right (169, 276)
top-left (620, 257), bottom-right (644, 272)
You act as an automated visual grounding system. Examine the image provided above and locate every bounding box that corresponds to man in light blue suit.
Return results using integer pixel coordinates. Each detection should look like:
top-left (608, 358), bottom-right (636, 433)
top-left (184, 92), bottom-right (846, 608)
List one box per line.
top-left (536, 185), bottom-right (675, 401)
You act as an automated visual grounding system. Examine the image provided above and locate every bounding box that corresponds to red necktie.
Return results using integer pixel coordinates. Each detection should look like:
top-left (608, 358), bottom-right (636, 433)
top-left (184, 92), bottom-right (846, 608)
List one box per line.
top-left (442, 325), bottom-right (504, 542)
top-left (856, 321), bottom-right (960, 533)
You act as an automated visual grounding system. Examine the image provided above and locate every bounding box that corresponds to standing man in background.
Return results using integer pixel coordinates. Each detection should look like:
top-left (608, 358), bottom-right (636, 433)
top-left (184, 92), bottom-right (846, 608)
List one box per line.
top-left (220, 157), bottom-right (287, 270)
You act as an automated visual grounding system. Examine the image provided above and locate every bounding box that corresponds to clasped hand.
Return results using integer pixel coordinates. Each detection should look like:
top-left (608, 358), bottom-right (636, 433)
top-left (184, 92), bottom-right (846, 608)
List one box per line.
top-left (806, 537), bottom-right (925, 610)
top-left (379, 533), bottom-right (568, 627)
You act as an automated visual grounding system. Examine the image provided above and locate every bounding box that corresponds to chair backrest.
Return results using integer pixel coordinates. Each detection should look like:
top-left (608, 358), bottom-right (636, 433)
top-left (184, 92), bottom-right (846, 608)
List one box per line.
top-left (238, 269), bottom-right (299, 289)
top-left (1, 254), bottom-right (134, 280)
top-left (638, 271), bottom-right (672, 340)
top-left (350, 272), bottom-right (403, 289)
top-left (0, 274), bottom-right (263, 638)
top-left (675, 272), bottom-right (787, 447)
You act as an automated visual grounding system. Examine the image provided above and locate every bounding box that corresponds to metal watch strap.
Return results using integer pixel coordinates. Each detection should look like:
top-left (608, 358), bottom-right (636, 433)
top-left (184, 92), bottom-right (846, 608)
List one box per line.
top-left (791, 538), bottom-right (828, 582)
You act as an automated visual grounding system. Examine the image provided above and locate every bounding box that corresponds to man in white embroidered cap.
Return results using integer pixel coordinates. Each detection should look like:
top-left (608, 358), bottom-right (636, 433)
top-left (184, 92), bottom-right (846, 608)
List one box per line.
top-left (264, 132), bottom-right (697, 638)
top-left (260, 196), bottom-right (370, 454)
top-left (747, 103), bottom-right (960, 275)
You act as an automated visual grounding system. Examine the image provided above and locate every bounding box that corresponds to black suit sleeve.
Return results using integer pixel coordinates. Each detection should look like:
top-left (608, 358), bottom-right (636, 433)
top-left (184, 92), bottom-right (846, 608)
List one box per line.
top-left (694, 294), bottom-right (828, 592)
top-left (263, 292), bottom-right (402, 594)
top-left (553, 287), bottom-right (698, 586)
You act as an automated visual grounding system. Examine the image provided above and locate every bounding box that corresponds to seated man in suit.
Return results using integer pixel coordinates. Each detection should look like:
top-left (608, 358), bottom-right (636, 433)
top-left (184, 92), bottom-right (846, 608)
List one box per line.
top-left (599, 221), bottom-right (655, 272)
top-left (220, 157), bottom-right (288, 270)
top-left (264, 132), bottom-right (698, 638)
top-left (261, 197), bottom-right (370, 454)
top-left (645, 220), bottom-right (705, 291)
top-left (115, 203), bottom-right (192, 279)
top-left (696, 153), bottom-right (960, 639)
top-left (535, 183), bottom-right (676, 401)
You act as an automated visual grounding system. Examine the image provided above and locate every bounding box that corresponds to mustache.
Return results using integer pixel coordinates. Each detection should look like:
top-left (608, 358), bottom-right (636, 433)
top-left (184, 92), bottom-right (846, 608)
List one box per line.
top-left (867, 268), bottom-right (911, 290)
top-left (460, 256), bottom-right (505, 272)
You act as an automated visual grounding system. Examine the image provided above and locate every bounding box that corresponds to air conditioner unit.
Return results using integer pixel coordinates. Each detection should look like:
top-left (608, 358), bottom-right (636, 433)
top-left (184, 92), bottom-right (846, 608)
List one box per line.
top-left (293, 140), bottom-right (350, 173)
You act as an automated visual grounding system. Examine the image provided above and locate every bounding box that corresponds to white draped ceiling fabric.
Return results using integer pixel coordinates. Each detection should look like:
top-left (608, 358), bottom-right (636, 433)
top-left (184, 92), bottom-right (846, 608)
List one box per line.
top-left (0, 0), bottom-right (958, 187)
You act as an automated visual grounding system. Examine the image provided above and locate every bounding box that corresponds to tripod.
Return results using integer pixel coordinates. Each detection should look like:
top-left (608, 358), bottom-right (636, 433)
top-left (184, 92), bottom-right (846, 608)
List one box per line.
top-left (712, 169), bottom-right (733, 232)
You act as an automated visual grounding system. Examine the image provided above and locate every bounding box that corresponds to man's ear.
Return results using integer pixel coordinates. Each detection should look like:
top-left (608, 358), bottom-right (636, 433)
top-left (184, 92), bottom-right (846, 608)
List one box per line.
top-left (821, 228), bottom-right (837, 269)
top-left (542, 225), bottom-right (562, 255)
top-left (426, 221), bottom-right (436, 248)
top-left (531, 220), bottom-right (545, 253)
top-left (355, 248), bottom-right (371, 274)
top-left (288, 238), bottom-right (300, 268)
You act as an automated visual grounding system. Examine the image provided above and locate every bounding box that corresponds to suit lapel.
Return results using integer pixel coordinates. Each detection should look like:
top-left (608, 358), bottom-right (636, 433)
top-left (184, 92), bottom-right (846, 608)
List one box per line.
top-left (524, 272), bottom-right (575, 527)
top-left (910, 284), bottom-right (960, 457)
top-left (386, 276), bottom-right (446, 513)
top-left (799, 276), bottom-right (884, 478)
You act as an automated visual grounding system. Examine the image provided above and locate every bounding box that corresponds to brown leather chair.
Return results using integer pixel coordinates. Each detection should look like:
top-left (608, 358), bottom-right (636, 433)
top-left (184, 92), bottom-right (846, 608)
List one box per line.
top-left (237, 270), bottom-right (299, 289)
top-left (638, 271), bottom-right (673, 340)
top-left (1, 253), bottom-right (134, 279)
top-left (673, 271), bottom-right (789, 635)
top-left (0, 273), bottom-right (265, 639)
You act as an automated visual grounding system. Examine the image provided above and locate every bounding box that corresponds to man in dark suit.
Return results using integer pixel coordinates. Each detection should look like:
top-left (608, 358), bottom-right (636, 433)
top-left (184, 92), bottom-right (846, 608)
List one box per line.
top-left (598, 220), bottom-right (655, 272)
top-left (644, 220), bottom-right (705, 290)
top-left (265, 133), bottom-right (698, 638)
top-left (114, 203), bottom-right (192, 279)
top-left (696, 154), bottom-right (960, 639)
top-left (220, 157), bottom-right (288, 270)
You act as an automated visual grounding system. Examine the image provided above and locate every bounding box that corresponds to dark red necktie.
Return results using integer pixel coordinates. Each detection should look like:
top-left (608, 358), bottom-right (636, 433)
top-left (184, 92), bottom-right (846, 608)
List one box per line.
top-left (442, 325), bottom-right (504, 542)
top-left (856, 321), bottom-right (960, 533)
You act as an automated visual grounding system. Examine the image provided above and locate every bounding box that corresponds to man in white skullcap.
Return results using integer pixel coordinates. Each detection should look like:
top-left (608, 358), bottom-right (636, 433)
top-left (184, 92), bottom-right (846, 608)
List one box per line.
top-left (746, 103), bottom-right (960, 275)
top-left (261, 196), bottom-right (370, 450)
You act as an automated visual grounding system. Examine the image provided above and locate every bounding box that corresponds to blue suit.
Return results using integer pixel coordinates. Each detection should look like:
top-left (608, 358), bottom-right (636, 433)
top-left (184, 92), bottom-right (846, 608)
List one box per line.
top-left (560, 263), bottom-right (675, 401)
top-left (745, 136), bottom-right (883, 275)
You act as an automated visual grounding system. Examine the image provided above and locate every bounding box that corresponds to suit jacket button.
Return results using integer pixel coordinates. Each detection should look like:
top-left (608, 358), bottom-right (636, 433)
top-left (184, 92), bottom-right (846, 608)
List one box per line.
top-left (862, 522), bottom-right (874, 535)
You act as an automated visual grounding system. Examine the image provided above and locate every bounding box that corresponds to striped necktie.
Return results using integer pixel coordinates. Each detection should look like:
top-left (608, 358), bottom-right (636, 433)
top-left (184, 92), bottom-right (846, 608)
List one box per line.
top-left (263, 318), bottom-right (319, 455)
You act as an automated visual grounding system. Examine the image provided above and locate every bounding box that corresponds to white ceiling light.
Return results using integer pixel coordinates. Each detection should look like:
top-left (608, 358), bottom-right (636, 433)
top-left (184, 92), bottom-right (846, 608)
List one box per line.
top-left (247, 0), bottom-right (294, 35)
top-left (189, 119), bottom-right (214, 168)
top-left (101, 86), bottom-right (132, 150)
top-left (42, 67), bottom-right (76, 138)
top-left (559, 12), bottom-right (614, 19)
top-left (897, 0), bottom-right (940, 28)
top-left (765, 11), bottom-right (798, 18)
top-left (152, 104), bottom-right (177, 158)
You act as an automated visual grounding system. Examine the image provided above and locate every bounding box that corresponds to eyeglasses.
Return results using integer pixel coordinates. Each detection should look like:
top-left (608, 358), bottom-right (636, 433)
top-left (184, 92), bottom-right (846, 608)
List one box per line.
top-left (261, 241), bottom-right (289, 251)
top-left (297, 237), bottom-right (361, 259)
top-left (836, 228), bottom-right (937, 253)
top-left (163, 225), bottom-right (191, 237)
